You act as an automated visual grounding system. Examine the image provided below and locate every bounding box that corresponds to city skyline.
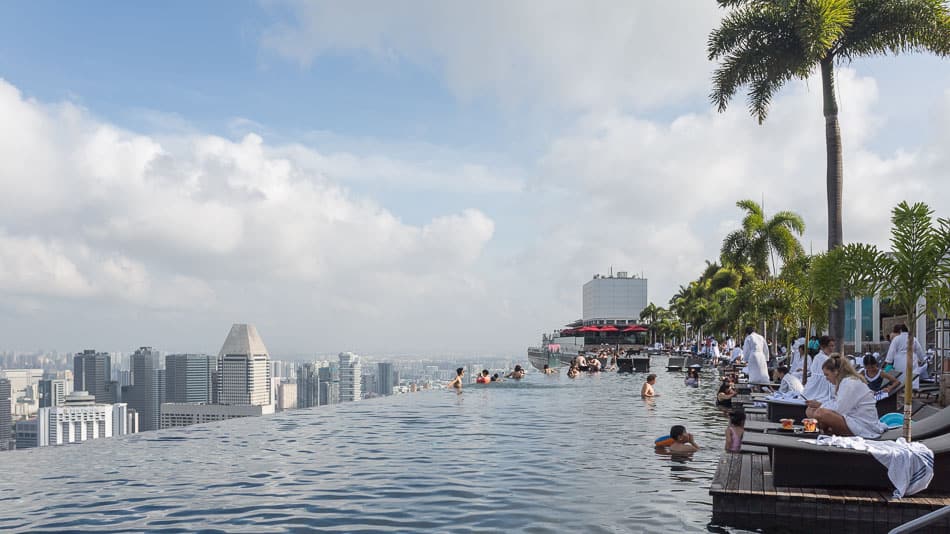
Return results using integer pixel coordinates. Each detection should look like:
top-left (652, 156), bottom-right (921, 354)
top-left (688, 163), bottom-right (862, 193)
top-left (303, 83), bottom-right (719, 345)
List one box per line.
top-left (0, 2), bottom-right (948, 356)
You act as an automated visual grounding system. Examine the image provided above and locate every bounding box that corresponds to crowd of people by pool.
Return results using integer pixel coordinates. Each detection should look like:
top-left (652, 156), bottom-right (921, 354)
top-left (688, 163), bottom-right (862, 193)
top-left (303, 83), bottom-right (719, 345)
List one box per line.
top-left (449, 322), bottom-right (938, 456)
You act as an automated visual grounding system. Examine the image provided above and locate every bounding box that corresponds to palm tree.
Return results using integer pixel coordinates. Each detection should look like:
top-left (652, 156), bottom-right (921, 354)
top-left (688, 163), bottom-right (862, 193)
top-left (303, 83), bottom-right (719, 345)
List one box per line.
top-left (843, 202), bottom-right (950, 440)
top-left (708, 0), bottom-right (950, 341)
top-left (721, 199), bottom-right (805, 279)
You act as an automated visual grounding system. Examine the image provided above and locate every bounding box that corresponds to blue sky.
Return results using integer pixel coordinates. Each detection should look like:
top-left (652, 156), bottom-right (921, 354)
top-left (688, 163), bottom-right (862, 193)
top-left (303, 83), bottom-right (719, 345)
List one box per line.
top-left (0, 1), bottom-right (948, 356)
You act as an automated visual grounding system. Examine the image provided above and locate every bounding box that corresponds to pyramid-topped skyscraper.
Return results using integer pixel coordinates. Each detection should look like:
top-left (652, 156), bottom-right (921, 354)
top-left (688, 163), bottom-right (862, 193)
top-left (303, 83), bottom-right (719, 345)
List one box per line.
top-left (217, 324), bottom-right (272, 406)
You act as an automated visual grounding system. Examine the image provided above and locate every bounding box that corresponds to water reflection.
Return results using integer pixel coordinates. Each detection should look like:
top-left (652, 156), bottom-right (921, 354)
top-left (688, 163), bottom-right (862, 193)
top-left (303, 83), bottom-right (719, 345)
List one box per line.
top-left (0, 357), bottom-right (755, 533)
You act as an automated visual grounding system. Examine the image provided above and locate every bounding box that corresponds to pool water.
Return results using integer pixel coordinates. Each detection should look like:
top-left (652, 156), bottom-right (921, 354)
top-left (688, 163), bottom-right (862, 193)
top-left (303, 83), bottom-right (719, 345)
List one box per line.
top-left (0, 358), bottom-right (750, 532)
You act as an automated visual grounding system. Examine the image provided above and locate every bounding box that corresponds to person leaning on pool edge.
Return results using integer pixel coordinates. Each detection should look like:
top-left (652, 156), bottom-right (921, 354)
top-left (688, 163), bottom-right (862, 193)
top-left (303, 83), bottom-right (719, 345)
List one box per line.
top-left (641, 374), bottom-right (657, 398)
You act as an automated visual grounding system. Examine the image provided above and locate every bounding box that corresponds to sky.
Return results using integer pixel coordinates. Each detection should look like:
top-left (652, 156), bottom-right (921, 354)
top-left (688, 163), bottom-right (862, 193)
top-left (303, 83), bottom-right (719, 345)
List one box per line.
top-left (0, 1), bottom-right (948, 358)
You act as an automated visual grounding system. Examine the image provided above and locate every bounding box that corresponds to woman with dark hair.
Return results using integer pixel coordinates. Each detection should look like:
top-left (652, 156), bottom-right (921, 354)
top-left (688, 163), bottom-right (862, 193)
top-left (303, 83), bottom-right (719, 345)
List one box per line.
top-left (805, 354), bottom-right (888, 438)
top-left (506, 365), bottom-right (525, 379)
top-left (716, 380), bottom-right (736, 408)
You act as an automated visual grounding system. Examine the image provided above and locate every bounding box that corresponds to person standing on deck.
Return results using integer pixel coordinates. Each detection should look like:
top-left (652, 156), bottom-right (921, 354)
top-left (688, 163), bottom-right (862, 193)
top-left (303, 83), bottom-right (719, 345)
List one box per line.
top-left (884, 324), bottom-right (925, 390)
top-left (742, 326), bottom-right (770, 385)
top-left (802, 336), bottom-right (836, 403)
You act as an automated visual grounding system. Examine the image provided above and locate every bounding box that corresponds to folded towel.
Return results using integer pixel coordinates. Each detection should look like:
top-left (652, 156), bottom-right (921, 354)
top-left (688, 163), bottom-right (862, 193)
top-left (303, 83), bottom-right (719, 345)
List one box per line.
top-left (811, 435), bottom-right (934, 498)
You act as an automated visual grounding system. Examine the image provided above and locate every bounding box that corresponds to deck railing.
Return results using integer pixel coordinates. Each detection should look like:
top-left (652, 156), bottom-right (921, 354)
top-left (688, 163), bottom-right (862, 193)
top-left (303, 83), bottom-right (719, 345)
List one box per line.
top-left (888, 505), bottom-right (950, 534)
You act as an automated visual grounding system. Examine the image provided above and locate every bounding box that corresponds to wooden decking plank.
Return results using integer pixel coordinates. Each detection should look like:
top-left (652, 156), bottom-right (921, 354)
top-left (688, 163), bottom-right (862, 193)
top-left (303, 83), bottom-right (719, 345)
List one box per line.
top-left (740, 453), bottom-right (753, 493)
top-left (750, 454), bottom-right (765, 494)
top-left (710, 453), bottom-right (731, 492)
top-left (726, 450), bottom-right (743, 491)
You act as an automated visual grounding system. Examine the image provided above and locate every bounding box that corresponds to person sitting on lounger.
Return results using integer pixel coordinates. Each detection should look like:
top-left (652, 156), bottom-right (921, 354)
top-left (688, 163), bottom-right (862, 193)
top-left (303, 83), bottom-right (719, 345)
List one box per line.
top-left (774, 365), bottom-right (804, 396)
top-left (724, 410), bottom-right (746, 453)
top-left (861, 354), bottom-right (898, 394)
top-left (805, 354), bottom-right (888, 438)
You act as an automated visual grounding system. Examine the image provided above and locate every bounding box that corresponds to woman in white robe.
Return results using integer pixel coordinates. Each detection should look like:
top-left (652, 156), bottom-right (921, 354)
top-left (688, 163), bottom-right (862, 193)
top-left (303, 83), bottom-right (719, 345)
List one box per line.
top-left (805, 354), bottom-right (888, 438)
top-left (742, 327), bottom-right (770, 385)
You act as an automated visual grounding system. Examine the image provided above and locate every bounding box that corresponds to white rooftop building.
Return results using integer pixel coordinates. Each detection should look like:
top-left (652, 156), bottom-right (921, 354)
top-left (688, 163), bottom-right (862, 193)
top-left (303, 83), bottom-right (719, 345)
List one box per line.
top-left (582, 271), bottom-right (648, 325)
top-left (33, 391), bottom-right (132, 447)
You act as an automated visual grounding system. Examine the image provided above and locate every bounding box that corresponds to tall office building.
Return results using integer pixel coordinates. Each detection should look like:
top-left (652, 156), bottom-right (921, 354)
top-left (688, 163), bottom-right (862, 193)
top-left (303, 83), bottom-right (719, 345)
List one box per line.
top-left (0, 379), bottom-right (11, 451)
top-left (38, 379), bottom-right (68, 408)
top-left (165, 354), bottom-right (214, 403)
top-left (128, 347), bottom-right (163, 432)
top-left (217, 324), bottom-right (272, 406)
top-left (74, 350), bottom-right (113, 404)
top-left (318, 366), bottom-right (339, 406)
top-left (338, 352), bottom-right (361, 402)
top-left (377, 362), bottom-right (395, 397)
top-left (276, 381), bottom-right (296, 412)
top-left (296, 363), bottom-right (320, 409)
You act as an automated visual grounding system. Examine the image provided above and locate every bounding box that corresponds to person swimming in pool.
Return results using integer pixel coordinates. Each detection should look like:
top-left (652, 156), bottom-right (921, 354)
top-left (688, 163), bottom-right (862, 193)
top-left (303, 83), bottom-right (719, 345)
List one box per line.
top-left (641, 374), bottom-right (658, 398)
top-left (506, 365), bottom-right (526, 379)
top-left (447, 367), bottom-right (464, 389)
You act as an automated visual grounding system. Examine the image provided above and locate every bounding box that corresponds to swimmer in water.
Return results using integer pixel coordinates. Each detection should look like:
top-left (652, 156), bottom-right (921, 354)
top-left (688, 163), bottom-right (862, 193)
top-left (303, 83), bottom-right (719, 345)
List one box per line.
top-left (506, 365), bottom-right (526, 379)
top-left (447, 367), bottom-right (464, 389)
top-left (641, 374), bottom-right (657, 398)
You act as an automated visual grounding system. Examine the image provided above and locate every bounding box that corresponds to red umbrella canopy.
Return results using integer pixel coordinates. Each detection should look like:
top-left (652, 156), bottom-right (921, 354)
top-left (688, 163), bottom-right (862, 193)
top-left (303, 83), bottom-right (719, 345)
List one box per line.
top-left (578, 326), bottom-right (600, 332)
top-left (623, 325), bottom-right (648, 332)
top-left (599, 325), bottom-right (619, 332)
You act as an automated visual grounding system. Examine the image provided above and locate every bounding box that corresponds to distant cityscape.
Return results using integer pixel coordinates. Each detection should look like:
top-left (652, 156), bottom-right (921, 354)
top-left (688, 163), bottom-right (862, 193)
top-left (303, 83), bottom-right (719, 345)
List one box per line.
top-left (0, 323), bottom-right (519, 452)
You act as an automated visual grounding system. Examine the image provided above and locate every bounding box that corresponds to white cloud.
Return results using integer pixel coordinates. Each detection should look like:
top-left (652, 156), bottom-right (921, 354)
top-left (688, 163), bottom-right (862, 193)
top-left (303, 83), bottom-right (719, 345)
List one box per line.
top-left (0, 79), bottom-right (501, 352)
top-left (260, 0), bottom-right (721, 111)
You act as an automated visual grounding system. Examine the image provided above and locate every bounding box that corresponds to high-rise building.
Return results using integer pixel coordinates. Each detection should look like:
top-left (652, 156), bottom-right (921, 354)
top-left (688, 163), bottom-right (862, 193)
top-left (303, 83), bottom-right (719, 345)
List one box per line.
top-left (0, 378), bottom-right (11, 451)
top-left (318, 366), bottom-right (339, 406)
top-left (377, 362), bottom-right (395, 397)
top-left (128, 347), bottom-right (162, 432)
top-left (296, 363), bottom-right (320, 409)
top-left (338, 352), bottom-right (361, 402)
top-left (217, 324), bottom-right (272, 406)
top-left (165, 354), bottom-right (214, 403)
top-left (276, 381), bottom-right (296, 412)
top-left (74, 350), bottom-right (113, 404)
top-left (38, 379), bottom-right (68, 408)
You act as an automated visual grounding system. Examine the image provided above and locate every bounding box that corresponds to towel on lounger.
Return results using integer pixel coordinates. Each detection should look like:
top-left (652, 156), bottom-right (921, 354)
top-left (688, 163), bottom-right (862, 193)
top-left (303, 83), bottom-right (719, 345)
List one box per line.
top-left (808, 435), bottom-right (934, 498)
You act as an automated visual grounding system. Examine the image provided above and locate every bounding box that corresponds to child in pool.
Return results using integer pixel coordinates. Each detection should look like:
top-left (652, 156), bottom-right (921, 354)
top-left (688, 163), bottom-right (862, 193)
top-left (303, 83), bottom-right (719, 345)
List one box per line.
top-left (724, 410), bottom-right (745, 453)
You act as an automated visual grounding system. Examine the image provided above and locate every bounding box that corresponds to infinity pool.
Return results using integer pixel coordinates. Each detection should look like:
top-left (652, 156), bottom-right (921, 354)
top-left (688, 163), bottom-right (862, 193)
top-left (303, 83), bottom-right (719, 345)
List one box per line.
top-left (0, 358), bottom-right (746, 532)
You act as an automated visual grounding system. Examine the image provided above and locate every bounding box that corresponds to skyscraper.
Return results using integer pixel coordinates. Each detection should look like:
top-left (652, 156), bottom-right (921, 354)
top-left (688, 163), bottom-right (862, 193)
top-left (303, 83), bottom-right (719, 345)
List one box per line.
top-left (165, 354), bottom-right (214, 403)
top-left (338, 352), bottom-right (361, 402)
top-left (73, 350), bottom-right (113, 404)
top-left (296, 362), bottom-right (320, 409)
top-left (217, 324), bottom-right (272, 406)
top-left (38, 379), bottom-right (68, 408)
top-left (318, 365), bottom-right (339, 406)
top-left (127, 347), bottom-right (162, 431)
top-left (377, 362), bottom-right (395, 397)
top-left (0, 378), bottom-right (11, 451)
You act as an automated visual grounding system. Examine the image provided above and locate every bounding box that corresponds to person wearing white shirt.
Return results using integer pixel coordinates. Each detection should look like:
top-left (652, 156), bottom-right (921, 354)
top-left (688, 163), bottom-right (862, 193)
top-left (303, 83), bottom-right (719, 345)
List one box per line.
top-left (775, 365), bottom-right (804, 395)
top-left (805, 354), bottom-right (888, 438)
top-left (730, 346), bottom-right (743, 363)
top-left (801, 336), bottom-right (836, 403)
top-left (885, 325), bottom-right (926, 389)
top-left (788, 344), bottom-right (806, 379)
top-left (710, 338), bottom-right (721, 364)
top-left (742, 326), bottom-right (770, 385)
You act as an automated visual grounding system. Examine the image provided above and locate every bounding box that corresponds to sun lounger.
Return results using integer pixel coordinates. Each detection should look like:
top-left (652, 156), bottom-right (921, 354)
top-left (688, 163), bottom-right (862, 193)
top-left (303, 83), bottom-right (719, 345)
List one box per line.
top-left (741, 431), bottom-right (950, 492)
top-left (743, 405), bottom-right (950, 442)
top-left (666, 356), bottom-right (685, 371)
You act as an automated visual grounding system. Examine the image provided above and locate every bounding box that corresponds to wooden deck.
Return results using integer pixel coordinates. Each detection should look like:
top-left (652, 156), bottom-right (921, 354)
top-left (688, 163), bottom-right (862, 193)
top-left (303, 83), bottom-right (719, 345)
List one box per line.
top-left (710, 447), bottom-right (950, 533)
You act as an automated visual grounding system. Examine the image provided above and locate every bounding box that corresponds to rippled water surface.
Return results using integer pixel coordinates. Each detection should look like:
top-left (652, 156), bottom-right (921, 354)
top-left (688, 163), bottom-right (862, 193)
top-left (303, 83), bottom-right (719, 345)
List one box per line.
top-left (0, 358), bottom-right (746, 532)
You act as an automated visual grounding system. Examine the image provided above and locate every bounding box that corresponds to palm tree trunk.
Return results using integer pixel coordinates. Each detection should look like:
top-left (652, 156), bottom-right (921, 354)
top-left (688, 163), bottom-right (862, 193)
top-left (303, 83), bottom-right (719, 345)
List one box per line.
top-left (821, 56), bottom-right (846, 344)
top-left (904, 319), bottom-right (916, 441)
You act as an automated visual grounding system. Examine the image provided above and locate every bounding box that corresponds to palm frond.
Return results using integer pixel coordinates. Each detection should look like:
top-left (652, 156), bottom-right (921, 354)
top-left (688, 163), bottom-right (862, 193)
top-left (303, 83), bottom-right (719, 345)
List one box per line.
top-left (838, 0), bottom-right (950, 60)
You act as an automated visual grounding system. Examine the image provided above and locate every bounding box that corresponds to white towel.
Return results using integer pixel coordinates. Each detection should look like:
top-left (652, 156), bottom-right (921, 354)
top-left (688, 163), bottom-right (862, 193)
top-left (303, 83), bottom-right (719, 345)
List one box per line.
top-left (810, 435), bottom-right (934, 498)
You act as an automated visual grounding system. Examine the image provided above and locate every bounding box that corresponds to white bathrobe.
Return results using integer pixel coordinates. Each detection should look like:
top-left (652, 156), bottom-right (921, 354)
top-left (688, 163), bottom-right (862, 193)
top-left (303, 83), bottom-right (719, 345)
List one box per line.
top-left (824, 377), bottom-right (888, 439)
top-left (742, 332), bottom-right (770, 384)
top-left (885, 332), bottom-right (926, 389)
top-left (801, 351), bottom-right (835, 403)
top-left (779, 373), bottom-right (804, 395)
